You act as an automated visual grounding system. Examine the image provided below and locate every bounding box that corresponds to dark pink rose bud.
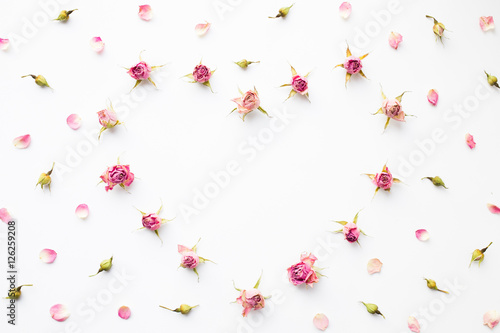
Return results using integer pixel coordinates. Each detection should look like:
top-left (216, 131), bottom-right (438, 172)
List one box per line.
top-left (192, 64), bottom-right (212, 83)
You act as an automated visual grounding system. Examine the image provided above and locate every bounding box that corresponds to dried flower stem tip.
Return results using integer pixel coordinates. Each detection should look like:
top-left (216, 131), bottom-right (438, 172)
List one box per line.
top-left (89, 256), bottom-right (113, 277)
top-left (36, 162), bottom-right (55, 191)
top-left (361, 302), bottom-right (385, 318)
top-left (21, 74), bottom-right (51, 88)
top-left (235, 59), bottom-right (260, 68)
top-left (159, 304), bottom-right (198, 315)
top-left (422, 176), bottom-right (448, 188)
top-left (54, 9), bottom-right (77, 21)
top-left (469, 242), bottom-right (493, 267)
top-left (5, 284), bottom-right (33, 300)
top-left (424, 278), bottom-right (448, 294)
top-left (485, 71), bottom-right (499, 88)
top-left (269, 4), bottom-right (294, 18)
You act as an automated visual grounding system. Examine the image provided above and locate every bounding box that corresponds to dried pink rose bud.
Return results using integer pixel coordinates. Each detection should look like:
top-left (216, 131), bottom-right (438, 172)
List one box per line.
top-left (269, 4), bottom-right (294, 19)
top-left (367, 258), bottom-right (383, 274)
top-left (178, 238), bottom-right (213, 281)
top-left (137, 203), bottom-right (172, 243)
top-left (184, 62), bottom-right (215, 92)
top-left (365, 164), bottom-right (401, 197)
top-left (234, 273), bottom-right (268, 317)
top-left (388, 31), bottom-right (403, 49)
top-left (335, 45), bottom-right (368, 87)
top-left (195, 22), bottom-right (211, 36)
top-left (90, 37), bottom-right (104, 53)
top-left (469, 242), bottom-right (492, 267)
top-left (118, 306), bottom-right (131, 319)
top-left (287, 253), bottom-right (322, 287)
top-left (39, 249), bottom-right (57, 263)
top-left (13, 134), bottom-right (31, 149)
top-left (97, 107), bottom-right (121, 139)
top-left (426, 15), bottom-right (447, 43)
top-left (138, 5), bottom-right (152, 21)
top-left (230, 88), bottom-right (269, 121)
top-left (126, 53), bottom-right (164, 90)
top-left (333, 211), bottom-right (366, 244)
top-left (160, 304), bottom-right (198, 315)
top-left (313, 313), bottom-right (329, 331)
top-left (408, 316), bottom-right (421, 332)
top-left (0, 38), bottom-right (9, 50)
top-left (484, 310), bottom-right (500, 329)
top-left (100, 160), bottom-right (134, 192)
top-left (480, 16), bottom-right (495, 31)
top-left (54, 9), bottom-right (77, 22)
top-left (50, 304), bottom-right (70, 321)
top-left (374, 89), bottom-right (409, 130)
top-left (427, 89), bottom-right (438, 105)
top-left (339, 2), bottom-right (352, 19)
top-left (465, 133), bottom-right (476, 149)
top-left (280, 65), bottom-right (310, 101)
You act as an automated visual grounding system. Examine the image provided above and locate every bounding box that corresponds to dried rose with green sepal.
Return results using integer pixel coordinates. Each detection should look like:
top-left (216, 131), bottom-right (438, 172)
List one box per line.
top-left (230, 87), bottom-right (269, 121)
top-left (126, 52), bottom-right (164, 90)
top-left (89, 256), bottom-right (113, 277)
top-left (426, 15), bottom-right (448, 43)
top-left (269, 4), bottom-right (294, 19)
top-left (183, 61), bottom-right (215, 92)
top-left (373, 87), bottom-right (411, 131)
top-left (422, 176), bottom-right (448, 189)
top-left (280, 64), bottom-right (310, 102)
top-left (97, 103), bottom-right (121, 140)
top-left (5, 284), bottom-right (32, 300)
top-left (21, 74), bottom-right (51, 88)
top-left (332, 211), bottom-right (367, 244)
top-left (233, 272), bottom-right (271, 317)
top-left (54, 9), bottom-right (77, 22)
top-left (178, 238), bottom-right (214, 281)
top-left (137, 203), bottom-right (173, 244)
top-left (235, 59), bottom-right (260, 68)
top-left (361, 302), bottom-right (385, 319)
top-left (469, 242), bottom-right (492, 268)
top-left (159, 304), bottom-right (198, 315)
top-left (485, 71), bottom-right (499, 88)
top-left (424, 278), bottom-right (448, 294)
top-left (365, 163), bottom-right (401, 197)
top-left (36, 162), bottom-right (55, 191)
top-left (335, 44), bottom-right (368, 87)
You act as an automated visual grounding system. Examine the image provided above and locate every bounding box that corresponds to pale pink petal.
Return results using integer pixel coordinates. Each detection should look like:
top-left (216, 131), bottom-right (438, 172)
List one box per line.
top-left (13, 134), bottom-right (31, 149)
top-left (138, 5), bottom-right (152, 21)
top-left (0, 208), bottom-right (11, 223)
top-left (0, 38), bottom-right (9, 51)
top-left (39, 249), bottom-right (57, 263)
top-left (195, 22), bottom-right (211, 36)
top-left (90, 37), bottom-right (105, 53)
top-left (389, 31), bottom-right (403, 49)
top-left (480, 16), bottom-right (495, 32)
top-left (178, 244), bottom-right (191, 254)
top-left (50, 304), bottom-right (70, 322)
top-left (367, 258), bottom-right (383, 274)
top-left (408, 316), bottom-right (421, 332)
top-left (313, 313), bottom-right (329, 331)
top-left (118, 306), bottom-right (131, 319)
top-left (339, 2), bottom-right (352, 19)
top-left (487, 203), bottom-right (500, 214)
top-left (415, 229), bottom-right (430, 241)
top-left (465, 133), bottom-right (476, 149)
top-left (67, 114), bottom-right (81, 130)
top-left (427, 89), bottom-right (438, 106)
top-left (75, 204), bottom-right (89, 219)
top-left (484, 310), bottom-right (500, 329)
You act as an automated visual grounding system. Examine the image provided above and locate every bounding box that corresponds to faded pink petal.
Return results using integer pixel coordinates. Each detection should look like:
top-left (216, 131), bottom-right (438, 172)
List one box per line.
top-left (0, 208), bottom-right (11, 223)
top-left (408, 316), bottom-right (421, 332)
top-left (67, 114), bottom-right (81, 130)
top-left (480, 16), bottom-right (495, 32)
top-left (339, 2), bottom-right (351, 19)
top-left (50, 304), bottom-right (70, 322)
top-left (178, 244), bottom-right (191, 254)
top-left (484, 310), bottom-right (500, 329)
top-left (367, 258), bottom-right (383, 274)
top-left (487, 203), bottom-right (500, 214)
top-left (138, 5), bottom-right (152, 21)
top-left (427, 89), bottom-right (438, 105)
top-left (313, 313), bottom-right (329, 331)
top-left (465, 133), bottom-right (476, 149)
top-left (118, 306), bottom-right (131, 319)
top-left (75, 204), bottom-right (89, 219)
top-left (195, 21), bottom-right (211, 36)
top-left (415, 229), bottom-right (430, 241)
top-left (39, 249), bottom-right (57, 263)
top-left (389, 31), bottom-right (403, 49)
top-left (90, 37), bottom-right (105, 53)
top-left (13, 134), bottom-right (31, 149)
top-left (0, 38), bottom-right (9, 50)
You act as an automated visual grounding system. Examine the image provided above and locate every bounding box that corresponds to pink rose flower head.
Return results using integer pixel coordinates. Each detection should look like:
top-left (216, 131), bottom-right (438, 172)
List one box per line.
top-left (195, 21), bottom-right (211, 36)
top-left (138, 5), bottom-right (152, 21)
top-left (231, 88), bottom-right (269, 121)
top-left (0, 208), bottom-right (11, 223)
top-left (382, 99), bottom-right (404, 121)
top-left (13, 134), bottom-right (31, 149)
top-left (389, 31), bottom-right (403, 49)
top-left (180, 249), bottom-right (200, 269)
top-left (344, 56), bottom-right (362, 74)
top-left (118, 306), bottom-right (131, 320)
top-left (142, 213), bottom-right (162, 231)
top-left (339, 2), bottom-right (351, 19)
top-left (484, 310), bottom-right (500, 329)
top-left (90, 37), bottom-right (104, 53)
top-left (39, 249), bottom-right (57, 263)
top-left (237, 288), bottom-right (265, 317)
top-left (0, 38), bottom-right (9, 50)
top-left (427, 89), bottom-right (438, 105)
top-left (480, 16), bottom-right (495, 32)
top-left (100, 162), bottom-right (134, 191)
top-left (75, 204), bottom-right (89, 219)
top-left (287, 253), bottom-right (321, 287)
top-left (408, 316), bottom-right (421, 332)
top-left (313, 313), bottom-right (329, 331)
top-left (97, 108), bottom-right (118, 128)
top-left (343, 222), bottom-right (361, 243)
top-left (66, 114), bottom-right (81, 130)
top-left (373, 170), bottom-right (393, 190)
top-left (50, 304), bottom-right (70, 322)
top-left (128, 61), bottom-right (151, 81)
top-left (465, 133), bottom-right (476, 149)
top-left (192, 64), bottom-right (212, 83)
top-left (291, 75), bottom-right (308, 95)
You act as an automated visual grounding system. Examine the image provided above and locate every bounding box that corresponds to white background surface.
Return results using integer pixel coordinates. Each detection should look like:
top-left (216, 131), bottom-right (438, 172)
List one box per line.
top-left (1, 0), bottom-right (500, 332)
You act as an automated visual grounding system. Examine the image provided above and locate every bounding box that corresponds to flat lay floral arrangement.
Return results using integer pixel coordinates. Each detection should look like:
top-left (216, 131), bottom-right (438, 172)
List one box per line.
top-left (1, 0), bottom-right (500, 332)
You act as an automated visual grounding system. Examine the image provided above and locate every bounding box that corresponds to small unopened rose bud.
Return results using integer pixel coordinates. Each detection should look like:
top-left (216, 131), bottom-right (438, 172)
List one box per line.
top-left (422, 176), bottom-right (448, 189)
top-left (235, 59), bottom-right (260, 68)
top-left (89, 256), bottom-right (113, 277)
top-left (54, 9), bottom-right (77, 22)
top-left (424, 278), bottom-right (449, 294)
top-left (361, 302), bottom-right (385, 318)
top-left (36, 162), bottom-right (55, 191)
top-left (5, 284), bottom-right (32, 300)
top-left (469, 242), bottom-right (492, 267)
top-left (269, 4), bottom-right (294, 18)
top-left (159, 304), bottom-right (198, 315)
top-left (426, 15), bottom-right (447, 43)
top-left (21, 74), bottom-right (51, 88)
top-left (485, 71), bottom-right (499, 88)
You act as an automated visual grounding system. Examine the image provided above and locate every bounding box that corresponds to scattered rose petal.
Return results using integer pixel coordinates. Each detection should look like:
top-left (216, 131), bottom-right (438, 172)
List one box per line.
top-left (339, 2), bottom-right (352, 19)
top-left (67, 114), bottom-right (81, 130)
top-left (138, 5), bottom-right (152, 21)
top-left (389, 31), bottom-right (403, 49)
top-left (13, 134), bottom-right (31, 149)
top-left (415, 229), bottom-right (430, 241)
top-left (75, 204), bottom-right (89, 219)
top-left (480, 16), bottom-right (495, 32)
top-left (39, 249), bottom-right (57, 263)
top-left (484, 310), bottom-right (500, 329)
top-left (408, 316), bottom-right (421, 332)
top-left (427, 89), bottom-right (438, 105)
top-left (465, 133), bottom-right (476, 149)
top-left (0, 38), bottom-right (9, 50)
top-left (50, 304), bottom-right (70, 322)
top-left (0, 208), bottom-right (11, 223)
top-left (118, 306), bottom-right (131, 319)
top-left (89, 37), bottom-right (104, 53)
top-left (313, 313), bottom-right (329, 331)
top-left (195, 21), bottom-right (211, 36)
top-left (367, 258), bottom-right (383, 274)
top-left (487, 203), bottom-right (500, 214)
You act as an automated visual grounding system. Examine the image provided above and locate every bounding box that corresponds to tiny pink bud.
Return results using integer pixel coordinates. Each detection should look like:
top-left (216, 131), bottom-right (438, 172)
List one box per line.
top-left (313, 313), bottom-right (329, 331)
top-left (13, 134), bottom-right (31, 149)
top-left (39, 249), bottom-right (57, 263)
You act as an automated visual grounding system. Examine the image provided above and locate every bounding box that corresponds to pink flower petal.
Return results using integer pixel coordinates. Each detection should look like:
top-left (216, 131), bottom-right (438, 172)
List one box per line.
top-left (408, 316), bottom-right (421, 332)
top-left (75, 204), bottom-right (89, 219)
top-left (90, 37), bottom-right (105, 53)
top-left (415, 229), bottom-right (430, 241)
top-left (195, 21), bottom-right (211, 36)
top-left (138, 5), bottom-right (152, 21)
top-left (389, 31), bottom-right (403, 49)
top-left (39, 249), bottom-right (57, 263)
top-left (0, 208), bottom-right (11, 223)
top-left (487, 203), bottom-right (500, 214)
top-left (367, 258), bottom-right (383, 274)
top-left (50, 304), bottom-right (70, 322)
top-left (118, 306), bottom-right (131, 319)
top-left (0, 38), bottom-right (9, 51)
top-left (13, 134), bottom-right (31, 149)
top-left (339, 2), bottom-right (352, 19)
top-left (465, 133), bottom-right (476, 149)
top-left (67, 114), bottom-right (81, 130)
top-left (480, 16), bottom-right (495, 32)
top-left (313, 313), bottom-right (329, 331)
top-left (484, 310), bottom-right (500, 329)
top-left (427, 89), bottom-right (438, 106)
